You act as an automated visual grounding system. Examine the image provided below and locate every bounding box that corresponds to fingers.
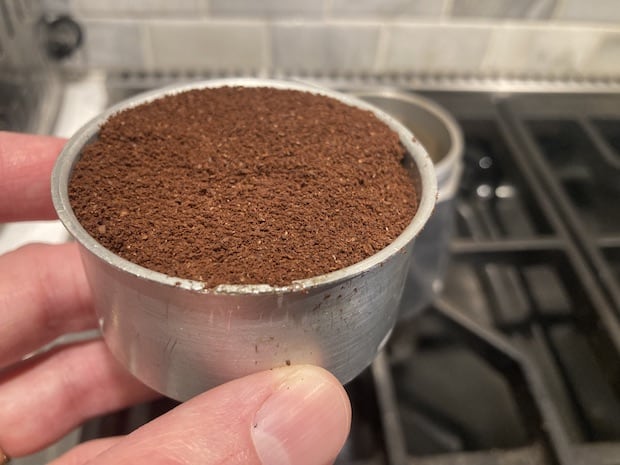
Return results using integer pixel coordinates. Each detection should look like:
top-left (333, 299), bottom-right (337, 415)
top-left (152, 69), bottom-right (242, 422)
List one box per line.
top-left (66, 365), bottom-right (351, 465)
top-left (0, 131), bottom-right (66, 221)
top-left (0, 340), bottom-right (157, 457)
top-left (0, 243), bottom-right (96, 368)
top-left (49, 437), bottom-right (123, 465)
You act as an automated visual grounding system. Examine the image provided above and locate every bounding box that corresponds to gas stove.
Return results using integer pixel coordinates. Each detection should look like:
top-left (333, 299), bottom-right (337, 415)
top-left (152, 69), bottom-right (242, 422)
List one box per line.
top-left (7, 76), bottom-right (620, 465)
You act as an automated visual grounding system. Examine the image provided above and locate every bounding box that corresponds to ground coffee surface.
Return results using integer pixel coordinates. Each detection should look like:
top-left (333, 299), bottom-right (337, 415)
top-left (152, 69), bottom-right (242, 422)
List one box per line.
top-left (69, 86), bottom-right (419, 286)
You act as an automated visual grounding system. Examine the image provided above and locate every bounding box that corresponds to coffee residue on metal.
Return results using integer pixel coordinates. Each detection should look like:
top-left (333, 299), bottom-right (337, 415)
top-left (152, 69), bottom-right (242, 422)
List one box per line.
top-left (69, 86), bottom-right (419, 286)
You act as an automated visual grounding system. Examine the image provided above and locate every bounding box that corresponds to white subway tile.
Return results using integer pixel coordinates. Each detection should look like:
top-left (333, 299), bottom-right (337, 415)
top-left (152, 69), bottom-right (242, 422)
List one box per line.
top-left (210, 0), bottom-right (323, 18)
top-left (271, 23), bottom-right (380, 72)
top-left (481, 25), bottom-right (601, 74)
top-left (41, 0), bottom-right (72, 13)
top-left (450, 0), bottom-right (557, 19)
top-left (555, 0), bottom-right (620, 23)
top-left (382, 24), bottom-right (491, 73)
top-left (147, 21), bottom-right (267, 71)
top-left (331, 0), bottom-right (444, 18)
top-left (73, 0), bottom-right (207, 17)
top-left (81, 20), bottom-right (146, 69)
top-left (584, 32), bottom-right (620, 75)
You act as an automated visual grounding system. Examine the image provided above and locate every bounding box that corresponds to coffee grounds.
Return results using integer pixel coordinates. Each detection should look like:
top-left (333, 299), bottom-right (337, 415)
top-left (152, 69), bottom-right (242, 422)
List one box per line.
top-left (69, 86), bottom-right (418, 287)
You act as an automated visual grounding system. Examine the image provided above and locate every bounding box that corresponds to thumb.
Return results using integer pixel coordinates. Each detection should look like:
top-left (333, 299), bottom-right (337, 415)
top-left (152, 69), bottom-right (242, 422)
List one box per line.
top-left (73, 365), bottom-right (351, 465)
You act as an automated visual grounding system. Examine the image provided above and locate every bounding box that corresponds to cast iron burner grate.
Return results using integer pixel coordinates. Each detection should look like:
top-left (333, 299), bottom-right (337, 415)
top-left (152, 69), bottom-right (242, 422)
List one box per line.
top-left (76, 83), bottom-right (620, 465)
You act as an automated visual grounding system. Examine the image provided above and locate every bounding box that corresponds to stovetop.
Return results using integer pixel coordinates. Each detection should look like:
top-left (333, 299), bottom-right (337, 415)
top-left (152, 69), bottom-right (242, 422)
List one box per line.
top-left (7, 76), bottom-right (620, 465)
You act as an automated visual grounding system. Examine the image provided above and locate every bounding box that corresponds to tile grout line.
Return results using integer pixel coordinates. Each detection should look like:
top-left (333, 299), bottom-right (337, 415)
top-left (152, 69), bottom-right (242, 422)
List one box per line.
top-left (477, 23), bottom-right (497, 75)
top-left (550, 0), bottom-right (565, 20)
top-left (440, 0), bottom-right (454, 23)
top-left (262, 19), bottom-right (271, 77)
top-left (323, 0), bottom-right (332, 21)
top-left (373, 22), bottom-right (389, 73)
top-left (140, 20), bottom-right (154, 71)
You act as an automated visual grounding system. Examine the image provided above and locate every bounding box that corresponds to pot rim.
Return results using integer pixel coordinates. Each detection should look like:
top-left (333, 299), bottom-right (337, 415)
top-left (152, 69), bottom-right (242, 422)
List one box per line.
top-left (352, 89), bottom-right (464, 185)
top-left (51, 78), bottom-right (437, 295)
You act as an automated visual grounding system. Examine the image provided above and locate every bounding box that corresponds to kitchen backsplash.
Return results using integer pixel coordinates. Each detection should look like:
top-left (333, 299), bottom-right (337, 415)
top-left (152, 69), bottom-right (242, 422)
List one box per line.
top-left (40, 0), bottom-right (620, 80)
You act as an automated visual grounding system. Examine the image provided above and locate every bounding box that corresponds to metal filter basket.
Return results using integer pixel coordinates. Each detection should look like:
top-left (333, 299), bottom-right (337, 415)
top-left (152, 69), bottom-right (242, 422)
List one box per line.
top-left (51, 78), bottom-right (437, 401)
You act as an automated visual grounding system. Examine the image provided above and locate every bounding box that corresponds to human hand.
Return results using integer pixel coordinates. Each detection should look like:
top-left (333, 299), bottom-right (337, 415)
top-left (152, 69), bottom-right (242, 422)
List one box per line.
top-left (0, 131), bottom-right (351, 465)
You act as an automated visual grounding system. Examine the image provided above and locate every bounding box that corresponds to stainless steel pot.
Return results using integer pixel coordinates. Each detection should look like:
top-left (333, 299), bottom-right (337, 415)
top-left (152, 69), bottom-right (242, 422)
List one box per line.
top-left (355, 91), bottom-right (464, 318)
top-left (51, 79), bottom-right (437, 401)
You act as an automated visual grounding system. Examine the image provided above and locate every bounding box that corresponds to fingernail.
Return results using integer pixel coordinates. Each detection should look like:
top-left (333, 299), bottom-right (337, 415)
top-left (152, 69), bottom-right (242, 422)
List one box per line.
top-left (0, 447), bottom-right (10, 465)
top-left (251, 366), bottom-right (351, 465)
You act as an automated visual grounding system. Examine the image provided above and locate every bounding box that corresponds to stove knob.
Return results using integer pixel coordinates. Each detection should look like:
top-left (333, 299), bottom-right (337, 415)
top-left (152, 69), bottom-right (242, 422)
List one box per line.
top-left (41, 15), bottom-right (83, 60)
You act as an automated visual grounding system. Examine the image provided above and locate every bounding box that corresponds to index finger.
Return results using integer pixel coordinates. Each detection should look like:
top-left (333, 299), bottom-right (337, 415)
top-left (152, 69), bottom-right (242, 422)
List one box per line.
top-left (0, 131), bottom-right (66, 221)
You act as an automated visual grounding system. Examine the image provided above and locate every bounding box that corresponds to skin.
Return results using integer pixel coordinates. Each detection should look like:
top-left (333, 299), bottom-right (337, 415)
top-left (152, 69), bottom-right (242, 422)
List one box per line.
top-left (0, 131), bottom-right (351, 465)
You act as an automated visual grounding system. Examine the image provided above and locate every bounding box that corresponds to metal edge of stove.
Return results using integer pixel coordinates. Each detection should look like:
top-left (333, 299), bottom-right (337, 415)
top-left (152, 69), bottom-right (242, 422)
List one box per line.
top-left (296, 75), bottom-right (620, 95)
top-left (99, 70), bottom-right (620, 97)
top-left (31, 74), bottom-right (63, 136)
top-left (0, 71), bottom-right (64, 135)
